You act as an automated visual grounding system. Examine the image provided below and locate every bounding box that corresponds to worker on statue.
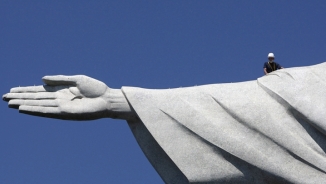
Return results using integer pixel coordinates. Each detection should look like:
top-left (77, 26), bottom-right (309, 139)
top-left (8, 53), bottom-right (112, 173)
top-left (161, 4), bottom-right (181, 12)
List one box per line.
top-left (263, 53), bottom-right (284, 75)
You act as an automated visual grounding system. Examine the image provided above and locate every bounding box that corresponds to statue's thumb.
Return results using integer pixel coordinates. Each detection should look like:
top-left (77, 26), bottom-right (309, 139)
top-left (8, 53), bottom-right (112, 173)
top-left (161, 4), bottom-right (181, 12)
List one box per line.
top-left (42, 75), bottom-right (78, 86)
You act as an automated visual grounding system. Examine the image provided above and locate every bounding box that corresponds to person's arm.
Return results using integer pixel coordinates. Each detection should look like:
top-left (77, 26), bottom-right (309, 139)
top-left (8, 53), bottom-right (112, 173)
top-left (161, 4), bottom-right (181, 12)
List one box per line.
top-left (263, 62), bottom-right (269, 75)
top-left (2, 75), bottom-right (136, 121)
top-left (264, 68), bottom-right (268, 75)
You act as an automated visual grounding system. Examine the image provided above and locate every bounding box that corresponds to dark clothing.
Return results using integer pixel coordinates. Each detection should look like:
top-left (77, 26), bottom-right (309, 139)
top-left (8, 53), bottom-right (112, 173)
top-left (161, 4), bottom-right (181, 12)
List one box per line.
top-left (264, 61), bottom-right (282, 73)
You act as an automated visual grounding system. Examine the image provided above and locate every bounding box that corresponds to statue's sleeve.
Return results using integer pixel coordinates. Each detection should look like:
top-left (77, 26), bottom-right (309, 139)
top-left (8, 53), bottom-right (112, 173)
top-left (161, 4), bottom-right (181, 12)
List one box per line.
top-left (121, 63), bottom-right (326, 183)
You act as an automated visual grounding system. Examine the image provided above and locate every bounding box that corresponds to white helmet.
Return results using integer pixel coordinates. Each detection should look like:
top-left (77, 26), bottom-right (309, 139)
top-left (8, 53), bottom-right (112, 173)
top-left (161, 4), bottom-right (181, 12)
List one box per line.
top-left (268, 53), bottom-right (275, 58)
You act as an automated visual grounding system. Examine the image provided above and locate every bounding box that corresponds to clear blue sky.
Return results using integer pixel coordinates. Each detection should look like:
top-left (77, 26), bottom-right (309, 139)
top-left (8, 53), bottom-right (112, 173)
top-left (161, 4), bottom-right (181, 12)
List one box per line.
top-left (1, 1), bottom-right (326, 183)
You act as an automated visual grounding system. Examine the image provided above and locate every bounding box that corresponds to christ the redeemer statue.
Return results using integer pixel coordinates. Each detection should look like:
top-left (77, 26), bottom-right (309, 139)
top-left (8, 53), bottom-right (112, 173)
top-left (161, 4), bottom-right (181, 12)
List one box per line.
top-left (3, 62), bottom-right (326, 184)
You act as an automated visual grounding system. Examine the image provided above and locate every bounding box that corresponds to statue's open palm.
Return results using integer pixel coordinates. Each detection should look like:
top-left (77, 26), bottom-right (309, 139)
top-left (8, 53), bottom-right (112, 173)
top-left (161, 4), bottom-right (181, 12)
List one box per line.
top-left (3, 75), bottom-right (111, 120)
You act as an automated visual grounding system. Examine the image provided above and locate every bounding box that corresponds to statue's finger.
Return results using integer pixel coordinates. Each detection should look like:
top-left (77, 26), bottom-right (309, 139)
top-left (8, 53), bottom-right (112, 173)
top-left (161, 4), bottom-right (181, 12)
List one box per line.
top-left (5, 92), bottom-right (56, 100)
top-left (19, 105), bottom-right (60, 115)
top-left (2, 94), bottom-right (9, 101)
top-left (42, 75), bottom-right (79, 86)
top-left (9, 85), bottom-right (70, 93)
top-left (9, 99), bottom-right (58, 109)
top-left (10, 86), bottom-right (47, 93)
top-left (18, 105), bottom-right (77, 120)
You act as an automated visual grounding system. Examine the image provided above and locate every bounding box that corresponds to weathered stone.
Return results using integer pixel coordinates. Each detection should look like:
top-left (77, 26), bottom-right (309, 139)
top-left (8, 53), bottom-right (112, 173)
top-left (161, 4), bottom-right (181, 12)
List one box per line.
top-left (4, 62), bottom-right (326, 183)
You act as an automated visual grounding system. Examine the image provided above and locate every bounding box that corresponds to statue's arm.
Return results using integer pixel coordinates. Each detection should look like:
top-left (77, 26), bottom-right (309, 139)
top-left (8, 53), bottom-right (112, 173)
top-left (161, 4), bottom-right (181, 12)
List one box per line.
top-left (105, 88), bottom-right (136, 120)
top-left (2, 75), bottom-right (136, 121)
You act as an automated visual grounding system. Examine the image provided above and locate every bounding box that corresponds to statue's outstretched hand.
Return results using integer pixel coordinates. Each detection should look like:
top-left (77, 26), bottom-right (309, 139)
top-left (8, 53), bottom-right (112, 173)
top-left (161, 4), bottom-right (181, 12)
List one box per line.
top-left (2, 75), bottom-right (125, 120)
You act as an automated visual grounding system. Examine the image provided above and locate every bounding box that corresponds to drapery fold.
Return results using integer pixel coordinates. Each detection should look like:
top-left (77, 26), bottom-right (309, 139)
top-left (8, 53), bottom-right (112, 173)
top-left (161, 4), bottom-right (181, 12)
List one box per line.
top-left (122, 62), bottom-right (326, 183)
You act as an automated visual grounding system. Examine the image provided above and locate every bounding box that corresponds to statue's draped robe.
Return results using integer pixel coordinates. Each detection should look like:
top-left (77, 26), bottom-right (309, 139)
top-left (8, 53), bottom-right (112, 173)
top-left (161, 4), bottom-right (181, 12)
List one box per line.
top-left (122, 63), bottom-right (326, 184)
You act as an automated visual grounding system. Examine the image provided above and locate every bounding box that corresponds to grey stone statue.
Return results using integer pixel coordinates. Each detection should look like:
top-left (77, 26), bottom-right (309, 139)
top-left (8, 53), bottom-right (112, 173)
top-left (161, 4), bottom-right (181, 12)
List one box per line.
top-left (3, 62), bottom-right (326, 183)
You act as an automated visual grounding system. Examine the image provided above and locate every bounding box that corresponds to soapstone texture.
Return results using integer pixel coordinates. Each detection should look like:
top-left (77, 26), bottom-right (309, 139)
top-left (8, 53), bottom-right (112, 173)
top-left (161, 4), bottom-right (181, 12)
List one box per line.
top-left (4, 62), bottom-right (326, 183)
top-left (122, 62), bottom-right (326, 183)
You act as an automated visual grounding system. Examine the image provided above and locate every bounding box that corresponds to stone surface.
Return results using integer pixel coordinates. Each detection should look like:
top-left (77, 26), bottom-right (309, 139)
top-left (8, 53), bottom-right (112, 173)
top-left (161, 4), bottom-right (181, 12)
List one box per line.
top-left (4, 62), bottom-right (326, 183)
top-left (123, 62), bottom-right (326, 183)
